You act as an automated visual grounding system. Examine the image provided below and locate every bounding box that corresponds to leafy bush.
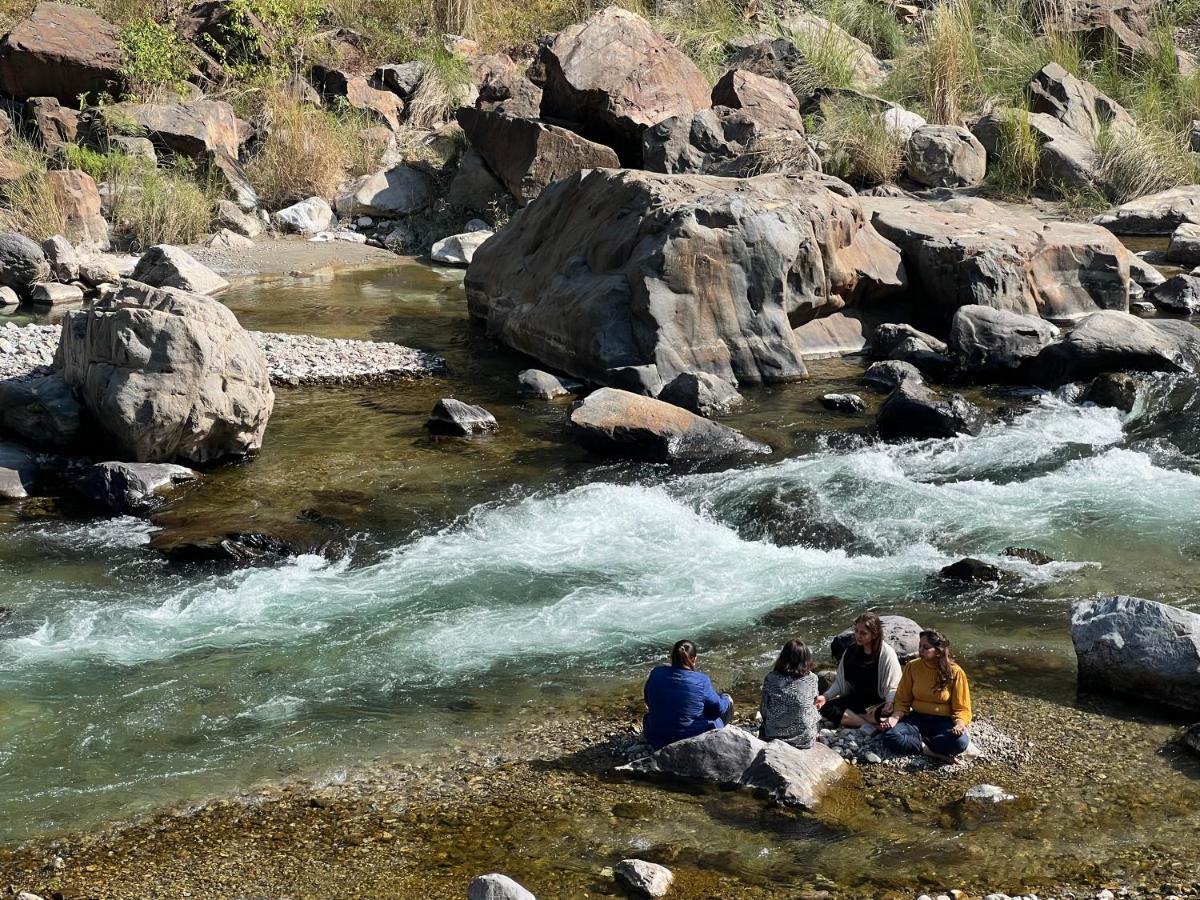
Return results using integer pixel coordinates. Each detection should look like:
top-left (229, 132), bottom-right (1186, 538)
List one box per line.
top-left (119, 17), bottom-right (195, 99)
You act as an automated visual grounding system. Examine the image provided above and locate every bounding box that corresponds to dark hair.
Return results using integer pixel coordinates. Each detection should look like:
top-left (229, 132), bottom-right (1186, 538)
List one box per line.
top-left (773, 639), bottom-right (814, 678)
top-left (671, 639), bottom-right (698, 668)
top-left (919, 629), bottom-right (956, 691)
top-left (855, 612), bottom-right (884, 656)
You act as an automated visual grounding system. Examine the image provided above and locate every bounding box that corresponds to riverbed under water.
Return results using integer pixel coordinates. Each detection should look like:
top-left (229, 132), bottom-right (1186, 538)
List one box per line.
top-left (1, 261), bottom-right (1198, 891)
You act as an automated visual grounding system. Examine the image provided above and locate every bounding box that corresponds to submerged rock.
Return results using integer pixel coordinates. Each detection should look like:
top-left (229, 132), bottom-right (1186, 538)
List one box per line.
top-left (819, 393), bottom-right (866, 413)
top-left (75, 461), bottom-right (197, 516)
top-left (1003, 546), bottom-right (1054, 565)
top-left (656, 372), bottom-right (743, 418)
top-left (876, 381), bottom-right (984, 440)
top-left (568, 388), bottom-right (767, 462)
top-left (159, 531), bottom-right (298, 566)
top-left (940, 558), bottom-right (1002, 582)
top-left (1081, 371), bottom-right (1139, 411)
top-left (467, 873), bottom-right (536, 900)
top-left (516, 369), bottom-right (582, 400)
top-left (425, 398), bottom-right (498, 436)
top-left (1071, 596), bottom-right (1200, 714)
top-left (614, 859), bottom-right (674, 898)
top-left (831, 615), bottom-right (921, 662)
top-left (964, 783), bottom-right (1016, 803)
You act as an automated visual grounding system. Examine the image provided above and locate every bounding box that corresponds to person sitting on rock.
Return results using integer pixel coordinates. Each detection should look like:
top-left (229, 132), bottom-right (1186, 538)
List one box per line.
top-left (643, 639), bottom-right (734, 750)
top-left (878, 629), bottom-right (972, 763)
top-left (815, 612), bottom-right (902, 730)
top-left (759, 638), bottom-right (820, 749)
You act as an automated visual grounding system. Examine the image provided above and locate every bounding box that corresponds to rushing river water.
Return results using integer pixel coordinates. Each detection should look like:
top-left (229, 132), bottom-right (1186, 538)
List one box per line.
top-left (1, 261), bottom-right (1199, 889)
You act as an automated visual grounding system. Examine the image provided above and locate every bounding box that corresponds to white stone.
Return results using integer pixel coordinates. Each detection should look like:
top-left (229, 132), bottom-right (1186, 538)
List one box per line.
top-left (30, 282), bottom-right (84, 305)
top-left (883, 105), bottom-right (926, 141)
top-left (614, 859), bottom-right (674, 898)
top-left (204, 228), bottom-right (255, 250)
top-left (0, 285), bottom-right (18, 306)
top-left (356, 216), bottom-right (373, 228)
top-left (964, 783), bottom-right (1015, 803)
top-left (132, 245), bottom-right (230, 296)
top-left (464, 218), bottom-right (491, 232)
top-left (273, 197), bottom-right (336, 235)
top-left (466, 873), bottom-right (536, 900)
top-left (431, 230), bottom-right (493, 266)
top-left (309, 230), bottom-right (368, 245)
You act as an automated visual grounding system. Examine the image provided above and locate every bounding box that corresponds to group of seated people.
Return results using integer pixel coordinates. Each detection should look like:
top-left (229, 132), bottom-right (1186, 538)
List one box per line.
top-left (642, 613), bottom-right (972, 764)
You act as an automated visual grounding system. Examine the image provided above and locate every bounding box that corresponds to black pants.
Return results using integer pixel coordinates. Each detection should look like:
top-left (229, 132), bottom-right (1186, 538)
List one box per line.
top-left (820, 695), bottom-right (879, 725)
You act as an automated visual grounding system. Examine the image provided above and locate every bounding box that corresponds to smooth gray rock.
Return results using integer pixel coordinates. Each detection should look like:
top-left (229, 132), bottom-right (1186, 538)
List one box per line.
top-left (425, 398), bottom-right (498, 436)
top-left (216, 199), bottom-right (264, 238)
top-left (656, 371), bottom-right (743, 417)
top-left (831, 614), bottom-right (921, 662)
top-left (1092, 185), bottom-right (1200, 235)
top-left (447, 148), bottom-right (508, 214)
top-left (1071, 596), bottom-right (1200, 714)
top-left (569, 388), bottom-right (767, 462)
top-left (0, 286), bottom-right (18, 306)
top-left (29, 282), bottom-right (83, 305)
top-left (863, 359), bottom-right (922, 391)
top-left (949, 305), bottom-right (1060, 376)
top-left (741, 739), bottom-right (849, 809)
top-left (516, 369), bottom-right (582, 400)
top-left (132, 245), bottom-right (229, 296)
top-left (1149, 274), bottom-right (1200, 315)
top-left (334, 166), bottom-right (433, 218)
top-left (614, 860), bottom-right (674, 898)
top-left (272, 197), bottom-right (335, 235)
top-left (1166, 223), bottom-right (1200, 266)
top-left (0, 232), bottom-right (51, 295)
top-left (876, 381), bottom-right (984, 439)
top-left (0, 373), bottom-right (81, 448)
top-left (872, 322), bottom-right (947, 357)
top-left (205, 228), bottom-right (255, 251)
top-left (819, 392), bottom-right (865, 413)
top-left (466, 873), bottom-right (536, 900)
top-left (431, 230), bottom-right (492, 266)
top-left (1081, 371), bottom-right (1139, 411)
top-left (75, 460), bottom-right (198, 515)
top-left (1029, 311), bottom-right (1200, 386)
top-left (906, 125), bottom-right (986, 188)
top-left (622, 726), bottom-right (765, 784)
top-left (41, 235), bottom-right (78, 282)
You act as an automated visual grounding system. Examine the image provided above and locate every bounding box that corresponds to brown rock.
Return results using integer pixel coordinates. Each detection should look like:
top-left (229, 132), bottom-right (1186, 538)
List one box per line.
top-left (47, 170), bottom-right (108, 247)
top-left (1044, 0), bottom-right (1155, 59)
top-left (710, 70), bottom-right (804, 133)
top-left (538, 6), bottom-right (710, 164)
top-left (469, 53), bottom-right (542, 118)
top-left (457, 107), bottom-right (619, 205)
top-left (1025, 62), bottom-right (1134, 140)
top-left (0, 1), bottom-right (123, 104)
top-left (26, 96), bottom-right (78, 150)
top-left (310, 65), bottom-right (405, 131)
top-left (106, 100), bottom-right (248, 160)
top-left (180, 0), bottom-right (275, 66)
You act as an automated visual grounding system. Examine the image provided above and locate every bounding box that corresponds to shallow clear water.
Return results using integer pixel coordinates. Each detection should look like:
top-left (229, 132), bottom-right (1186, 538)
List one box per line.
top-left (1, 261), bottom-right (1198, 886)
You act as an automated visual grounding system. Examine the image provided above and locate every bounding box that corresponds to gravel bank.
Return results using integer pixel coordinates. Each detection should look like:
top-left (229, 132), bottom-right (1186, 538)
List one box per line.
top-left (0, 322), bottom-right (444, 385)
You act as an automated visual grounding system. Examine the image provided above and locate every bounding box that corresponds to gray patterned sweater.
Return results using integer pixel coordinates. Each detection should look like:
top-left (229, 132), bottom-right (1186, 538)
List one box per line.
top-left (759, 670), bottom-right (820, 749)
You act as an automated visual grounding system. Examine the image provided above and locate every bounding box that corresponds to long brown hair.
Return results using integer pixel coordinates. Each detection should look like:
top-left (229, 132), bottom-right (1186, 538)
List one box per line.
top-left (671, 639), bottom-right (698, 669)
top-left (855, 612), bottom-right (884, 656)
top-left (920, 629), bottom-right (956, 691)
top-left (773, 639), bottom-right (814, 678)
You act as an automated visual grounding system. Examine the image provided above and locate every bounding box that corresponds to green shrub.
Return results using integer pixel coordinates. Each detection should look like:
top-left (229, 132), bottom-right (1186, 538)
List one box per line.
top-left (119, 18), bottom-right (195, 99)
top-left (0, 139), bottom-right (67, 240)
top-left (819, 0), bottom-right (911, 60)
top-left (785, 19), bottom-right (862, 97)
top-left (813, 96), bottom-right (905, 185)
top-left (652, 0), bottom-right (754, 80)
top-left (108, 163), bottom-right (213, 250)
top-left (984, 105), bottom-right (1041, 197)
top-left (246, 90), bottom-right (350, 208)
top-left (1093, 123), bottom-right (1200, 204)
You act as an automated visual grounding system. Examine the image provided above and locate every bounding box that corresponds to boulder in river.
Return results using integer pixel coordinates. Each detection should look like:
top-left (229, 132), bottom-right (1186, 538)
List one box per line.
top-left (159, 531), bottom-right (299, 566)
top-left (949, 305), bottom-right (1060, 377)
top-left (57, 281), bottom-right (274, 464)
top-left (132, 245), bottom-right (229, 296)
top-left (1149, 274), bottom-right (1200, 315)
top-left (568, 387), bottom-right (767, 462)
top-left (425, 398), bottom-right (498, 436)
top-left (517, 369), bottom-right (582, 400)
top-left (876, 380), bottom-right (984, 440)
top-left (1003, 546), bottom-right (1054, 565)
top-left (467, 873), bottom-right (536, 900)
top-left (819, 393), bottom-right (866, 413)
top-left (940, 557), bottom-right (1002, 582)
top-left (614, 860), bottom-right (673, 898)
top-left (1178, 722), bottom-right (1200, 757)
top-left (656, 372), bottom-right (743, 418)
top-left (0, 373), bottom-right (81, 449)
top-left (466, 169), bottom-right (905, 390)
top-left (741, 739), bottom-right (850, 809)
top-left (1081, 371), bottom-right (1139, 411)
top-left (75, 461), bottom-right (198, 516)
top-left (1028, 310), bottom-right (1200, 386)
top-left (862, 359), bottom-right (922, 392)
top-left (1166, 223), bottom-right (1200, 266)
top-left (1092, 185), bottom-right (1200, 235)
top-left (29, 282), bottom-right (83, 306)
top-left (831, 614), bottom-right (921, 662)
top-left (1071, 596), bottom-right (1200, 714)
top-left (964, 783), bottom-right (1016, 803)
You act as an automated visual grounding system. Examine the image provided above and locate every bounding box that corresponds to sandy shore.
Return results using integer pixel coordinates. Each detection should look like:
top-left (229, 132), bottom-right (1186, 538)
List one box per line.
top-left (186, 236), bottom-right (409, 280)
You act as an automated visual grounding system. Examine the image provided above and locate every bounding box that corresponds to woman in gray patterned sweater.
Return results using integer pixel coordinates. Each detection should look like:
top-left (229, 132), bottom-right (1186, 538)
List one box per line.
top-left (759, 638), bottom-right (820, 749)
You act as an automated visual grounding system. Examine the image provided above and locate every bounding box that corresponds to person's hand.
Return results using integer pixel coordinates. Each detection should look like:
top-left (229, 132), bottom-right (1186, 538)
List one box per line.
top-left (814, 694), bottom-right (825, 710)
top-left (879, 715), bottom-right (899, 731)
top-left (951, 720), bottom-right (967, 736)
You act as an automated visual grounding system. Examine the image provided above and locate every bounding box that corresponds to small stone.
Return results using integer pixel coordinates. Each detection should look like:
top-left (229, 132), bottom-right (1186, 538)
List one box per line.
top-left (940, 558), bottom-right (1001, 582)
top-left (467, 873), bottom-right (536, 900)
top-left (357, 216), bottom-right (373, 228)
top-left (862, 751), bottom-right (882, 764)
top-left (820, 392), bottom-right (866, 413)
top-left (614, 859), bottom-right (674, 898)
top-left (425, 398), bottom-right (498, 436)
top-left (517, 369), bottom-right (582, 400)
top-left (964, 783), bottom-right (1015, 803)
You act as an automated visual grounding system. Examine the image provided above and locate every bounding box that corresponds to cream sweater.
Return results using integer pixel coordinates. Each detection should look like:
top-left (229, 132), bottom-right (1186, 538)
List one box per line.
top-left (824, 641), bottom-right (902, 705)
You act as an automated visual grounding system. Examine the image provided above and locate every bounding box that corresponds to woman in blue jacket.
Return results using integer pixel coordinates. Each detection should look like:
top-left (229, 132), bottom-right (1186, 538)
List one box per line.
top-left (643, 639), bottom-right (735, 749)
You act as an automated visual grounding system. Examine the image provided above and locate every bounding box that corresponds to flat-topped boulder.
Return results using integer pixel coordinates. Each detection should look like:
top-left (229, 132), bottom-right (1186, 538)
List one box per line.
top-left (466, 169), bottom-right (905, 390)
top-left (865, 195), bottom-right (1134, 322)
top-left (620, 726), bottom-right (848, 810)
top-left (103, 100), bottom-right (248, 160)
top-left (0, 2), bottom-right (123, 103)
top-left (949, 305), bottom-right (1060, 377)
top-left (1092, 186), bottom-right (1200, 234)
top-left (710, 69), bottom-right (804, 133)
top-left (568, 388), bottom-right (767, 462)
top-left (132, 245), bottom-right (229, 296)
top-left (1071, 596), bottom-right (1200, 714)
top-left (75, 461), bottom-right (198, 516)
top-left (1028, 311), bottom-right (1200, 386)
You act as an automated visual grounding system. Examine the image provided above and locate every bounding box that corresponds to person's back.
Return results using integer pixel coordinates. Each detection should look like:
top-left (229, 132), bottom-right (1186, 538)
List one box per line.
top-left (759, 638), bottom-right (820, 749)
top-left (642, 639), bottom-right (733, 750)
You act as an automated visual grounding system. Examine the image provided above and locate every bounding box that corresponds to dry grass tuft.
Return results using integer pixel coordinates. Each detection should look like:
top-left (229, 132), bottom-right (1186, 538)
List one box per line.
top-left (246, 90), bottom-right (350, 208)
top-left (813, 97), bottom-right (905, 185)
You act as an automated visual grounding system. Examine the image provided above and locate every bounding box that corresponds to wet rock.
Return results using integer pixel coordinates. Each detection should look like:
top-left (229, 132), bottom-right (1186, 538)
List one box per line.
top-left (216, 199), bottom-right (264, 238)
top-left (457, 108), bottom-right (619, 206)
top-left (964, 783), bottom-right (1016, 803)
top-left (820, 393), bottom-right (865, 413)
top-left (41, 235), bottom-right (78, 282)
top-left (26, 95), bottom-right (77, 150)
top-left (58, 281), bottom-right (273, 463)
top-left (621, 726), bottom-right (763, 784)
top-left (876, 381), bottom-right (984, 440)
top-left (1003, 546), bottom-right (1054, 565)
top-left (538, 6), bottom-right (711, 165)
top-left (0, 373), bottom-right (80, 448)
top-left (940, 558), bottom-right (1002, 581)
top-left (47, 169), bottom-right (108, 247)
top-left (1081, 371), bottom-right (1139, 411)
top-left (656, 372), bottom-right (743, 418)
top-left (872, 322), bottom-right (948, 357)
top-left (0, 232), bottom-right (51, 295)
top-left (29, 282), bottom-right (82, 306)
top-left (614, 859), bottom-right (674, 898)
top-left (273, 197), bottom-right (336, 235)
top-left (425, 398), bottom-right (498, 436)
top-left (160, 531), bottom-right (297, 566)
top-left (568, 387), bottom-right (767, 462)
top-left (832, 615), bottom-right (921, 662)
top-left (885, 336), bottom-right (956, 381)
top-left (467, 873), bottom-right (535, 900)
top-left (1149, 274), bottom-right (1200, 315)
top-left (1166, 223), bottom-right (1200, 267)
top-left (1178, 722), bottom-right (1200, 757)
top-left (1071, 595), bottom-right (1200, 713)
top-left (863, 359), bottom-right (922, 392)
top-left (1092, 185), bottom-right (1200, 234)
top-left (517, 369), bottom-right (582, 400)
top-left (1029, 311), bottom-right (1200, 386)
top-left (75, 460), bottom-right (197, 515)
top-left (132, 245), bottom-right (229, 296)
top-left (0, 1), bottom-right (123, 104)
top-left (466, 169), bottom-right (905, 389)
top-left (906, 125), bottom-right (986, 188)
top-left (431, 230), bottom-right (492, 267)
top-left (949, 305), bottom-right (1060, 377)
top-left (0, 440), bottom-right (38, 499)
top-left (334, 166), bottom-right (433, 218)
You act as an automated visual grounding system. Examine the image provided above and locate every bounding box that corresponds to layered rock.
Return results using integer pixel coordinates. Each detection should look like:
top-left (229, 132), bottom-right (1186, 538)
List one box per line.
top-left (1071, 596), bottom-right (1200, 714)
top-left (309, 65), bottom-right (405, 131)
top-left (26, 96), bottom-right (78, 150)
top-left (643, 106), bottom-right (815, 177)
top-left (104, 100), bottom-right (248, 160)
top-left (865, 196), bottom-right (1134, 321)
top-left (47, 170), bottom-right (108, 247)
top-left (1092, 186), bottom-right (1200, 234)
top-left (1044, 0), bottom-right (1157, 59)
top-left (57, 281), bottom-right (274, 463)
top-left (466, 169), bottom-right (906, 389)
top-left (538, 6), bottom-right (711, 164)
top-left (0, 2), bottom-right (123, 104)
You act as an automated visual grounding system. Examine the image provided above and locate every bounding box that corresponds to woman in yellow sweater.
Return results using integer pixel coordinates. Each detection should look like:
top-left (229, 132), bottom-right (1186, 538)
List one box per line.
top-left (878, 629), bottom-right (971, 763)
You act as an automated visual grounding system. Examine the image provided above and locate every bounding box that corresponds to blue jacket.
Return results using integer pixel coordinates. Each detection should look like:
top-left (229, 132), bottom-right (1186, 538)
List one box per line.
top-left (643, 665), bottom-right (729, 750)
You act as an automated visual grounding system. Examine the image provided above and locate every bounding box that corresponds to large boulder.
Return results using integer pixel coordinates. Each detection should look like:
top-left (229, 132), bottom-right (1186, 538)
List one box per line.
top-left (1028, 311), bottom-right (1200, 386)
top-left (906, 125), bottom-right (986, 188)
top-left (710, 70), bottom-right (804, 133)
top-left (949, 305), bottom-right (1060, 377)
top-left (1026, 62), bottom-right (1134, 140)
top-left (430, 230), bottom-right (492, 267)
top-left (0, 232), bottom-right (51, 295)
top-left (1071, 596), bottom-right (1200, 714)
top-left (0, 373), bottom-right (81, 448)
top-left (642, 105), bottom-right (816, 177)
top-left (830, 614), bottom-right (922, 662)
top-left (866, 196), bottom-right (1133, 322)
top-left (741, 739), bottom-right (850, 809)
top-left (47, 170), bottom-right (108, 248)
top-left (57, 281), bottom-right (274, 464)
top-left (1046, 0), bottom-right (1157, 60)
top-left (105, 100), bottom-right (248, 160)
top-left (309, 65), bottom-right (404, 131)
top-left (972, 108), bottom-right (1102, 194)
top-left (1166, 223), bottom-right (1200, 267)
top-left (26, 96), bottom-right (78, 150)
top-left (656, 371), bottom-right (743, 417)
top-left (876, 380), bottom-right (984, 439)
top-left (538, 6), bottom-right (711, 164)
top-left (1092, 186), bottom-right (1200, 235)
top-left (456, 108), bottom-right (618, 206)
top-left (1150, 274), bottom-right (1200, 315)
top-left (448, 148), bottom-right (508, 213)
top-left (0, 2), bottom-right (123, 104)
top-left (131, 245), bottom-right (229, 296)
top-left (568, 387), bottom-right (767, 462)
top-left (465, 169), bottom-right (906, 389)
top-left (334, 166), bottom-right (432, 218)
top-left (75, 460), bottom-right (198, 515)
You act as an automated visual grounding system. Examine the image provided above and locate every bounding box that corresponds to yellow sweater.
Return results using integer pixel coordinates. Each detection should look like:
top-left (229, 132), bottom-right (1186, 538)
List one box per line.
top-left (893, 658), bottom-right (972, 725)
